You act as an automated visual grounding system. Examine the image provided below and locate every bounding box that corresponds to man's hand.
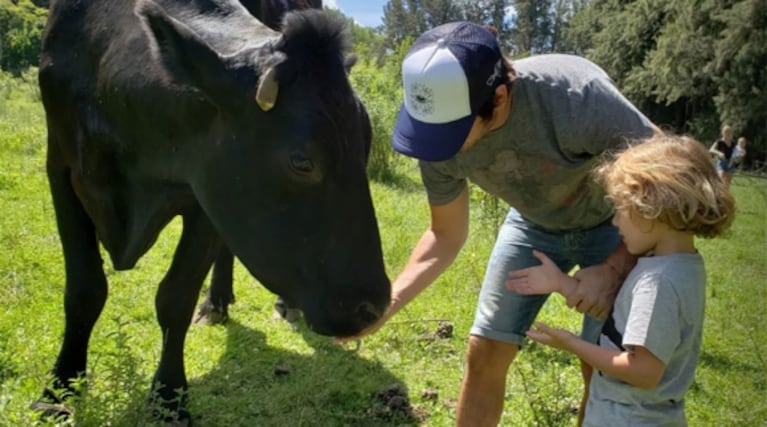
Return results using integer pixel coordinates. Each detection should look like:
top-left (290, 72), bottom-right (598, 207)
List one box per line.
top-left (568, 263), bottom-right (621, 320)
top-left (506, 250), bottom-right (575, 295)
top-left (333, 299), bottom-right (397, 344)
top-left (526, 322), bottom-right (578, 351)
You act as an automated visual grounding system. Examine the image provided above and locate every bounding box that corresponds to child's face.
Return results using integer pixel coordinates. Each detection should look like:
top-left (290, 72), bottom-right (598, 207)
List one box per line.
top-left (612, 207), bottom-right (664, 255)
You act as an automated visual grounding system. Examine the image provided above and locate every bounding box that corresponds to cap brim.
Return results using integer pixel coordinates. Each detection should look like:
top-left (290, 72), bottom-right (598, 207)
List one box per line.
top-left (391, 104), bottom-right (475, 162)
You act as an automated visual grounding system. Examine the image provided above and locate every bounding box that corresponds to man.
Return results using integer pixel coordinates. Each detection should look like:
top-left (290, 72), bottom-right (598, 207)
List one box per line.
top-left (351, 22), bottom-right (659, 426)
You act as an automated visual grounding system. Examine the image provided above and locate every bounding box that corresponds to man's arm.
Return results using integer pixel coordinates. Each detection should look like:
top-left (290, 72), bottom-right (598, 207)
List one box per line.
top-left (566, 242), bottom-right (638, 320)
top-left (338, 187), bottom-right (470, 340)
top-left (388, 186), bottom-right (469, 317)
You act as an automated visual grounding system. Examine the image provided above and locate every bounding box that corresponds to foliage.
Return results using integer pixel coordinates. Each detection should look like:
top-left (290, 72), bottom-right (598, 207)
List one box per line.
top-left (563, 0), bottom-right (766, 167)
top-left (381, 0), bottom-right (511, 52)
top-left (709, 0), bottom-right (767, 159)
top-left (506, 0), bottom-right (583, 55)
top-left (345, 22), bottom-right (408, 182)
top-left (0, 0), bottom-right (47, 74)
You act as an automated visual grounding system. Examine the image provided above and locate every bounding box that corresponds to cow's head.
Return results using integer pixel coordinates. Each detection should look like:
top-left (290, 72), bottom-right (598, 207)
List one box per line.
top-left (139, 3), bottom-right (389, 336)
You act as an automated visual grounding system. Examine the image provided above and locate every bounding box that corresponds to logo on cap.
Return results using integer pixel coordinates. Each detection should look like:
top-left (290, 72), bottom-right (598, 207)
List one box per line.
top-left (408, 82), bottom-right (435, 117)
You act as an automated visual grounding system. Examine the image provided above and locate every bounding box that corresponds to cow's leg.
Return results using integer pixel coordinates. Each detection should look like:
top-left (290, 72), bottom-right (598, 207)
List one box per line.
top-left (31, 167), bottom-right (108, 417)
top-left (194, 246), bottom-right (235, 325)
top-left (272, 295), bottom-right (302, 324)
top-left (152, 207), bottom-right (219, 423)
top-left (194, 249), bottom-right (302, 327)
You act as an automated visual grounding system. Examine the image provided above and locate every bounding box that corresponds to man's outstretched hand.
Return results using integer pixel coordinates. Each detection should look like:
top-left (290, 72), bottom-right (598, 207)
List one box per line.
top-left (333, 304), bottom-right (395, 344)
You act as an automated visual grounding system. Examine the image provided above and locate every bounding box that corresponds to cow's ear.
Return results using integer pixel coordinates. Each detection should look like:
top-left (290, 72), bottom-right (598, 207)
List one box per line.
top-left (137, 0), bottom-right (241, 107)
top-left (343, 54), bottom-right (358, 74)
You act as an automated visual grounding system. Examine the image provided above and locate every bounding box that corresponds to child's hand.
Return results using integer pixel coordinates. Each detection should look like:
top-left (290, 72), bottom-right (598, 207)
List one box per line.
top-left (526, 322), bottom-right (577, 351)
top-left (507, 250), bottom-right (572, 295)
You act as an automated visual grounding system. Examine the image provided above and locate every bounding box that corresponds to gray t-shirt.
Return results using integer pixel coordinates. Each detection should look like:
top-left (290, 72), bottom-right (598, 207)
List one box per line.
top-left (585, 253), bottom-right (706, 427)
top-left (419, 54), bottom-right (655, 231)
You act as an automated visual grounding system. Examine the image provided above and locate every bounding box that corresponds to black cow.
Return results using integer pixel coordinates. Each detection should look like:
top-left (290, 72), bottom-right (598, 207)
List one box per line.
top-left (34, 0), bottom-right (389, 422)
top-left (194, 0), bottom-right (324, 326)
top-left (240, 0), bottom-right (323, 29)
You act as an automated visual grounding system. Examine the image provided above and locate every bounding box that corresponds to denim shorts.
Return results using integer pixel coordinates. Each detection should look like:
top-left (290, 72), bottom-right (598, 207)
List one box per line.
top-left (470, 208), bottom-right (622, 346)
top-left (716, 159), bottom-right (734, 173)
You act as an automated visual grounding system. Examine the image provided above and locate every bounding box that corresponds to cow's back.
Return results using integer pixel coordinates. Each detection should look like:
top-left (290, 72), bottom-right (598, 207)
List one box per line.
top-left (41, 1), bottom-right (272, 156)
top-left (39, 0), bottom-right (275, 268)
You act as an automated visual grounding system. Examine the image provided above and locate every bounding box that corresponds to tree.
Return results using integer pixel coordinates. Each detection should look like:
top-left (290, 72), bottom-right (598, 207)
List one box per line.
top-left (509, 0), bottom-right (554, 53)
top-left (381, 0), bottom-right (513, 52)
top-left (506, 0), bottom-right (587, 54)
top-left (382, 0), bottom-right (459, 50)
top-left (561, 0), bottom-right (765, 163)
top-left (0, 0), bottom-right (48, 74)
top-left (710, 0), bottom-right (766, 157)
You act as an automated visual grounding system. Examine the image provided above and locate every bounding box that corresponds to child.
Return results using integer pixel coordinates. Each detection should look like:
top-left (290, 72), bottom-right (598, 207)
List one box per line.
top-left (506, 135), bottom-right (735, 426)
top-left (729, 137), bottom-right (747, 169)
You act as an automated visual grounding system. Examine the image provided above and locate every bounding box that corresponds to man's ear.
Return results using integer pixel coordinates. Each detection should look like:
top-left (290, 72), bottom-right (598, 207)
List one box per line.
top-left (490, 84), bottom-right (512, 125)
top-left (493, 83), bottom-right (510, 108)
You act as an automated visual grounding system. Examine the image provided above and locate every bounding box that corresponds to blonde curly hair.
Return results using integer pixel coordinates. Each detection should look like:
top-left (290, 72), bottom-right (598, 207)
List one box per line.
top-left (593, 135), bottom-right (735, 238)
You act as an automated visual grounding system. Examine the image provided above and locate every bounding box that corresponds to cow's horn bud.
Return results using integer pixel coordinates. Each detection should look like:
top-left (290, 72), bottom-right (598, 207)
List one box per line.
top-left (256, 67), bottom-right (279, 111)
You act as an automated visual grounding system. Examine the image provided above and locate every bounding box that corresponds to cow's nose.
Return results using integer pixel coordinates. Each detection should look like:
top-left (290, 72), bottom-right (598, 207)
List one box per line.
top-left (356, 301), bottom-right (381, 325)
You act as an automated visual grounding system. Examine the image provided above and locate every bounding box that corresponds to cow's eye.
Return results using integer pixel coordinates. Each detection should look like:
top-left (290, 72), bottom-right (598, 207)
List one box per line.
top-left (289, 151), bottom-right (314, 175)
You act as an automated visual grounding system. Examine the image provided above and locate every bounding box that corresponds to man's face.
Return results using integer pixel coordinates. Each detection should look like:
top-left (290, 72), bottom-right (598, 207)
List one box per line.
top-left (459, 116), bottom-right (493, 153)
top-left (458, 85), bottom-right (512, 155)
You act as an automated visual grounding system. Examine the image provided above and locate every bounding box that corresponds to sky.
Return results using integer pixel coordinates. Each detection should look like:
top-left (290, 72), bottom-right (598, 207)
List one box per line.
top-left (324, 0), bottom-right (388, 28)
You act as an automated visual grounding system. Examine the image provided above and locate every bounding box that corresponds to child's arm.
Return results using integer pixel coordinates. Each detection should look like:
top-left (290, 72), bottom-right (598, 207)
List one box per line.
top-left (528, 322), bottom-right (665, 389)
top-left (507, 250), bottom-right (578, 296)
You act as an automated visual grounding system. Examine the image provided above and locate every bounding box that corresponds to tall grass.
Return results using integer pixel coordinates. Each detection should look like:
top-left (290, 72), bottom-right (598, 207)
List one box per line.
top-left (1, 73), bottom-right (765, 426)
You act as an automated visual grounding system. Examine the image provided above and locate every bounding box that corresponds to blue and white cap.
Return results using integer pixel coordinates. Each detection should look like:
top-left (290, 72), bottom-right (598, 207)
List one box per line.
top-left (392, 22), bottom-right (504, 162)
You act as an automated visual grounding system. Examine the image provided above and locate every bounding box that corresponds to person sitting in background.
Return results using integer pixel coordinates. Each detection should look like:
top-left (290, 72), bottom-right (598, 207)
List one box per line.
top-left (507, 134), bottom-right (735, 426)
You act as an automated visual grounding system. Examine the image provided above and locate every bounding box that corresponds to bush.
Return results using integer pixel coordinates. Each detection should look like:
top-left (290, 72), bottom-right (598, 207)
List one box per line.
top-left (348, 36), bottom-right (415, 182)
top-left (350, 58), bottom-right (403, 182)
top-left (0, 0), bottom-right (47, 74)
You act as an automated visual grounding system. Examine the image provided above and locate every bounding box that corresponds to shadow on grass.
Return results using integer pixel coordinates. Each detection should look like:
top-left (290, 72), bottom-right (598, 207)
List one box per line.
top-left (698, 350), bottom-right (762, 375)
top-left (178, 320), bottom-right (418, 426)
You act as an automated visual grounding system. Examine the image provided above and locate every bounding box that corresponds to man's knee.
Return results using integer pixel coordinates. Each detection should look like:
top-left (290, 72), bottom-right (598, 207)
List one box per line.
top-left (465, 335), bottom-right (520, 375)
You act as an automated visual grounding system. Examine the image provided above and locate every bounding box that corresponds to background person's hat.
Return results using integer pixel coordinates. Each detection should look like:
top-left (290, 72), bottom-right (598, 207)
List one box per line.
top-left (391, 22), bottom-right (504, 162)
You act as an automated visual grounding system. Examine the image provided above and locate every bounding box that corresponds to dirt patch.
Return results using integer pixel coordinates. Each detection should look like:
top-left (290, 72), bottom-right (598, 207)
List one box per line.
top-left (420, 320), bottom-right (454, 341)
top-left (368, 382), bottom-right (429, 423)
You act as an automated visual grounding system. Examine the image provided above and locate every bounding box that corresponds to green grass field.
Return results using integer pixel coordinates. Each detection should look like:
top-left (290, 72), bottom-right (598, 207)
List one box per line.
top-left (1, 73), bottom-right (765, 426)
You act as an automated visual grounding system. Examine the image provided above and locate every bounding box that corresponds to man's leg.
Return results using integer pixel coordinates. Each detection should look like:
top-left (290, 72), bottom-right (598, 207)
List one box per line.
top-left (457, 336), bottom-right (519, 427)
top-left (462, 209), bottom-right (573, 426)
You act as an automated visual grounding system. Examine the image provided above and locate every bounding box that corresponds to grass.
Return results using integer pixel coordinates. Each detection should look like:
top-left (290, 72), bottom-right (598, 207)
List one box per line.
top-left (1, 73), bottom-right (766, 426)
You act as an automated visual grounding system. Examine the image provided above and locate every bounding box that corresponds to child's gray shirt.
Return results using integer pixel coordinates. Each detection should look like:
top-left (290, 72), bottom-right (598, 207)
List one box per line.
top-left (586, 253), bottom-right (706, 426)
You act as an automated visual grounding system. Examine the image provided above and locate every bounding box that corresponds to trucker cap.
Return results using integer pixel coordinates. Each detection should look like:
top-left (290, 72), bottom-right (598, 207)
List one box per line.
top-left (391, 22), bottom-right (504, 162)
